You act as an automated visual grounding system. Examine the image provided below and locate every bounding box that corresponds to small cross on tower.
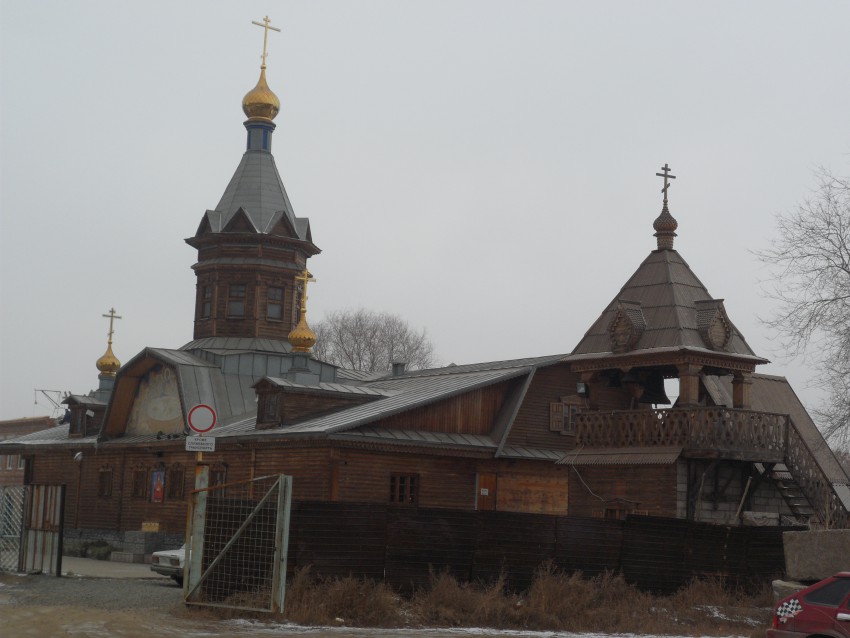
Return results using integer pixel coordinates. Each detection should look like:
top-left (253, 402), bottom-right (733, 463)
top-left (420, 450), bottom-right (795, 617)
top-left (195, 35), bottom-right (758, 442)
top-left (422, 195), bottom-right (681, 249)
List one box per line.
top-left (294, 270), bottom-right (316, 315)
top-left (102, 307), bottom-right (122, 345)
top-left (251, 15), bottom-right (281, 68)
top-left (655, 163), bottom-right (676, 207)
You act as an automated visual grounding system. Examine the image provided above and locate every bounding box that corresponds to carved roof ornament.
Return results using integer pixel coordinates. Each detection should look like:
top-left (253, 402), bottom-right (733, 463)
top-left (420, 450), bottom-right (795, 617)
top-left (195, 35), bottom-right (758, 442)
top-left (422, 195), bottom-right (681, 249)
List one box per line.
top-left (653, 163), bottom-right (678, 251)
top-left (696, 299), bottom-right (732, 350)
top-left (608, 300), bottom-right (646, 353)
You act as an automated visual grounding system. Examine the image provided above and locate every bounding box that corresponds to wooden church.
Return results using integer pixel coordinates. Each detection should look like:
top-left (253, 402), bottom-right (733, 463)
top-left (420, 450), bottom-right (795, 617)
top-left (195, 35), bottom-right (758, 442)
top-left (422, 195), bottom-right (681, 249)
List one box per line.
top-left (3, 26), bottom-right (849, 551)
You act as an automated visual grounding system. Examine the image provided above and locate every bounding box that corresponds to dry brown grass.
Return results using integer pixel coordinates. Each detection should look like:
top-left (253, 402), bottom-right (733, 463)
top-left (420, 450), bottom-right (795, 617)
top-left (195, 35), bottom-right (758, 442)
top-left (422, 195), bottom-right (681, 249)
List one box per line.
top-left (195, 563), bottom-right (773, 634)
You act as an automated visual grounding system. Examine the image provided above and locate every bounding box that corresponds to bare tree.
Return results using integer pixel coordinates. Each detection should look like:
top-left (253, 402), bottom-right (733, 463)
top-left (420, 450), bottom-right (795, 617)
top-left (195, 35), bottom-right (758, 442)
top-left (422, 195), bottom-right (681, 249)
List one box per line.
top-left (312, 309), bottom-right (437, 373)
top-left (757, 169), bottom-right (850, 445)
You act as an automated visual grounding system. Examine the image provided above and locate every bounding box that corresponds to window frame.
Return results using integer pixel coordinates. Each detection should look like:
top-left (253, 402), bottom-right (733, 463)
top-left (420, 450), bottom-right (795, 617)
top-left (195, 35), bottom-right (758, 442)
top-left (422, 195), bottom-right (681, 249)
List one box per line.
top-left (131, 467), bottom-right (148, 499)
top-left (267, 286), bottom-right (284, 321)
top-left (227, 283), bottom-right (246, 318)
top-left (98, 467), bottom-right (113, 498)
top-left (201, 284), bottom-right (213, 319)
top-left (166, 465), bottom-right (185, 500)
top-left (389, 473), bottom-right (419, 506)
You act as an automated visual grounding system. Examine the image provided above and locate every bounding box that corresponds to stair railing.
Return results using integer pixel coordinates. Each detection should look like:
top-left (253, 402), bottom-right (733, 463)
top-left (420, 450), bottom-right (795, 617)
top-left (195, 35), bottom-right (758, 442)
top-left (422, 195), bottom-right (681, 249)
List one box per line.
top-left (784, 421), bottom-right (850, 528)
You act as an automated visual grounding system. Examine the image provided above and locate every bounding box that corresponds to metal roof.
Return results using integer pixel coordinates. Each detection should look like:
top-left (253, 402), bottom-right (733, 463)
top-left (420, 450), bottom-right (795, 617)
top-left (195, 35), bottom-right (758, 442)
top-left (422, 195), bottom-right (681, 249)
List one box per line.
top-left (570, 249), bottom-right (763, 361)
top-left (499, 445), bottom-right (564, 461)
top-left (199, 149), bottom-right (310, 243)
top-left (557, 446), bottom-right (683, 466)
top-left (181, 337), bottom-right (293, 354)
top-left (260, 377), bottom-right (398, 397)
top-left (215, 366), bottom-right (532, 439)
top-left (367, 354), bottom-right (566, 382)
top-left (330, 427), bottom-right (497, 450)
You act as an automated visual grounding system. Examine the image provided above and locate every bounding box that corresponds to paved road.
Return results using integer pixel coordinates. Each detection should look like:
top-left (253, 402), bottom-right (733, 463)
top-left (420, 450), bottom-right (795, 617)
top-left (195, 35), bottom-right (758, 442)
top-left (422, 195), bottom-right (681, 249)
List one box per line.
top-left (60, 555), bottom-right (170, 579)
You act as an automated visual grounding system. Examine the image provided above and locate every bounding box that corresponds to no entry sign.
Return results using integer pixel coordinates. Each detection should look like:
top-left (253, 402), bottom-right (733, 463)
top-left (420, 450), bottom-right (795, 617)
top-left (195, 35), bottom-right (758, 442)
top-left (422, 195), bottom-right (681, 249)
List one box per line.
top-left (187, 404), bottom-right (217, 433)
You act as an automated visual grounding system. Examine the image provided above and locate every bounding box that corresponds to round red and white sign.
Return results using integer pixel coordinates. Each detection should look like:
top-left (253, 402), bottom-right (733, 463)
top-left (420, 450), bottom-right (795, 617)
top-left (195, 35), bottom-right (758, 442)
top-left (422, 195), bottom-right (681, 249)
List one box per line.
top-left (187, 404), bottom-right (217, 433)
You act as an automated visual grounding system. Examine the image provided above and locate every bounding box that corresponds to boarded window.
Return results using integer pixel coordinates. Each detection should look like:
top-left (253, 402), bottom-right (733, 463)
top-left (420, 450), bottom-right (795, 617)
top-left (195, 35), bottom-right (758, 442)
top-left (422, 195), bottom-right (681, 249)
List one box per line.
top-left (98, 468), bottom-right (113, 498)
top-left (267, 286), bottom-right (283, 320)
top-left (167, 466), bottom-right (185, 500)
top-left (227, 284), bottom-right (246, 317)
top-left (389, 473), bottom-right (419, 506)
top-left (132, 467), bottom-right (148, 498)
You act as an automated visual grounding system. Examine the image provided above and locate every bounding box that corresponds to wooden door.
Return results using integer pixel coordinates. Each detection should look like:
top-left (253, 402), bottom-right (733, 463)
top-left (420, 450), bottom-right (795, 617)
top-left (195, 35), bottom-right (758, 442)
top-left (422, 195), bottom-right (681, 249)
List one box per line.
top-left (476, 473), bottom-right (497, 511)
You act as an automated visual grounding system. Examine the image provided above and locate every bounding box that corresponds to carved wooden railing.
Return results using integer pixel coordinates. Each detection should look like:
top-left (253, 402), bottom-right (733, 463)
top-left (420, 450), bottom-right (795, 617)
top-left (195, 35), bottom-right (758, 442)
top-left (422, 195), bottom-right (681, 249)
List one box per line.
top-left (574, 407), bottom-right (850, 528)
top-left (784, 424), bottom-right (849, 528)
top-left (575, 407), bottom-right (787, 458)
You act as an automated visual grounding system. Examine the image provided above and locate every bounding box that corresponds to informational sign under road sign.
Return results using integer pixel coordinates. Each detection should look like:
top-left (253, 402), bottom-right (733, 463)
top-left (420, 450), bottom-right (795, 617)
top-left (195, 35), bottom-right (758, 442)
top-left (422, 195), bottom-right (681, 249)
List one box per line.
top-left (188, 404), bottom-right (217, 433)
top-left (186, 436), bottom-right (216, 452)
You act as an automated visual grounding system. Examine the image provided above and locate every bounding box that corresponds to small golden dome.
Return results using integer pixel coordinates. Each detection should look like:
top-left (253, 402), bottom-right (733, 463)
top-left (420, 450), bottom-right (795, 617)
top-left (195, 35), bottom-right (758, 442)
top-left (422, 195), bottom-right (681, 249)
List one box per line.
top-left (242, 66), bottom-right (280, 121)
top-left (96, 342), bottom-right (121, 376)
top-left (288, 314), bottom-right (317, 353)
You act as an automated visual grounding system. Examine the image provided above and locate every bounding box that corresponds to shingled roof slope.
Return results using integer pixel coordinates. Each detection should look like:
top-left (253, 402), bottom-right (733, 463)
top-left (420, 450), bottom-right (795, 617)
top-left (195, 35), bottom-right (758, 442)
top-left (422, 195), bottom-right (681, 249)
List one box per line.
top-left (570, 249), bottom-right (759, 358)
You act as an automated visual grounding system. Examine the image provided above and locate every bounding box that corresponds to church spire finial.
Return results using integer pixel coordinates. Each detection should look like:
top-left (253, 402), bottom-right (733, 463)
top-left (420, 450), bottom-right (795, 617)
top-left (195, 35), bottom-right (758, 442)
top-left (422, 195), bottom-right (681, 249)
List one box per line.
top-left (288, 270), bottom-right (318, 353)
top-left (96, 307), bottom-right (122, 377)
top-left (653, 163), bottom-right (679, 250)
top-left (242, 16), bottom-right (282, 122)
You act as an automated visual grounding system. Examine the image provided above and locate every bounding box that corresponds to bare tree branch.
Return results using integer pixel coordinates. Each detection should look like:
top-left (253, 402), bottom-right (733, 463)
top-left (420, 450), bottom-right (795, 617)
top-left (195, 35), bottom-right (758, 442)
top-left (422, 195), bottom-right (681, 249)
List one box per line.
top-left (312, 308), bottom-right (437, 373)
top-left (756, 168), bottom-right (850, 446)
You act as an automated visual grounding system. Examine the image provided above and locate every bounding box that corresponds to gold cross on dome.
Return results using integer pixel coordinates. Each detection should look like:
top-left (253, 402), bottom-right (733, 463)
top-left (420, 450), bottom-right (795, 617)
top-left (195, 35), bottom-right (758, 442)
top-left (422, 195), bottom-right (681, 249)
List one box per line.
top-left (102, 307), bottom-right (122, 344)
top-left (655, 163), bottom-right (676, 206)
top-left (295, 270), bottom-right (316, 312)
top-left (251, 16), bottom-right (281, 67)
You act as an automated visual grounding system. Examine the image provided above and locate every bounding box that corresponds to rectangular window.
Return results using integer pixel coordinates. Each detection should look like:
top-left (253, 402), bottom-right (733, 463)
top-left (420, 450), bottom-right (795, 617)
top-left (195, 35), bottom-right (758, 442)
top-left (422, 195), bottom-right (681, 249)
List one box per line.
top-left (389, 473), bottom-right (419, 506)
top-left (258, 393), bottom-right (279, 424)
top-left (267, 286), bottom-right (283, 320)
top-left (227, 284), bottom-right (246, 317)
top-left (18, 456), bottom-right (25, 470)
top-left (98, 468), bottom-right (113, 498)
top-left (166, 466), bottom-right (185, 500)
top-left (550, 399), bottom-right (581, 434)
top-left (5, 455), bottom-right (14, 470)
top-left (201, 285), bottom-right (212, 319)
top-left (211, 467), bottom-right (227, 497)
top-left (132, 468), bottom-right (148, 498)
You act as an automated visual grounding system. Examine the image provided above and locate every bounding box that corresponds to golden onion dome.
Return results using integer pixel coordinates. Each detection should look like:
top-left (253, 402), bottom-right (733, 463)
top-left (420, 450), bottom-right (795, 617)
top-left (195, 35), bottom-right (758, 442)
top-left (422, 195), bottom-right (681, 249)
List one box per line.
top-left (242, 66), bottom-right (280, 121)
top-left (96, 342), bottom-right (121, 376)
top-left (288, 314), bottom-right (317, 353)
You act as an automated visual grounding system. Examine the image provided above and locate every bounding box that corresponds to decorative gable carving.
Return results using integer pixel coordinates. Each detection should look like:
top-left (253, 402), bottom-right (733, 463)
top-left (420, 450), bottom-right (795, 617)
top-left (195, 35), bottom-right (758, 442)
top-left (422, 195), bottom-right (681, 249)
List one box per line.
top-left (608, 300), bottom-right (646, 353)
top-left (696, 299), bottom-right (732, 350)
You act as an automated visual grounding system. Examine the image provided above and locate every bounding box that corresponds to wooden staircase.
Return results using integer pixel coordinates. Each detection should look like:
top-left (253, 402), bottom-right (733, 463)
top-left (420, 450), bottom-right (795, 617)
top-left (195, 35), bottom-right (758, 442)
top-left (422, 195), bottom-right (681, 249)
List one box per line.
top-left (764, 465), bottom-right (816, 522)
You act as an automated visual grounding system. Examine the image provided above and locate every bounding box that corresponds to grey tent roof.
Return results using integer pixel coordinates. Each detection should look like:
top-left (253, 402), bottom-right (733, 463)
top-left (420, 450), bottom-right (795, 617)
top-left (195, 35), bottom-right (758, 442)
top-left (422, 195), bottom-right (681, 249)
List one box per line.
top-left (205, 149), bottom-right (310, 240)
top-left (569, 249), bottom-right (762, 360)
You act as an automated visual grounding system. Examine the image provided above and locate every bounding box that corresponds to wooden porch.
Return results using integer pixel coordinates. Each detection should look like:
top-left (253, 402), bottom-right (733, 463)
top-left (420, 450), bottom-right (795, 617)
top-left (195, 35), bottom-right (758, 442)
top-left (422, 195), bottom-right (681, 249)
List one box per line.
top-left (574, 407), bottom-right (849, 528)
top-left (575, 407), bottom-right (787, 462)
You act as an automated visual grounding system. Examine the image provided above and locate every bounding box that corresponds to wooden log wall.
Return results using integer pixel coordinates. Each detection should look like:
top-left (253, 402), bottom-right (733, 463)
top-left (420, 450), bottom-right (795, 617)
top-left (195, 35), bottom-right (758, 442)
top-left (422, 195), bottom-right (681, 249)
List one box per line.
top-left (567, 463), bottom-right (679, 518)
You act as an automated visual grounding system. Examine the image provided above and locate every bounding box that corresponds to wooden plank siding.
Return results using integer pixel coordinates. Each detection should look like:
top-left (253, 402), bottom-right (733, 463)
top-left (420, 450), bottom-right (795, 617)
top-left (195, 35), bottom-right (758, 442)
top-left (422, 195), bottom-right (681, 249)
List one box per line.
top-left (507, 364), bottom-right (578, 449)
top-left (567, 463), bottom-right (678, 518)
top-left (374, 382), bottom-right (510, 435)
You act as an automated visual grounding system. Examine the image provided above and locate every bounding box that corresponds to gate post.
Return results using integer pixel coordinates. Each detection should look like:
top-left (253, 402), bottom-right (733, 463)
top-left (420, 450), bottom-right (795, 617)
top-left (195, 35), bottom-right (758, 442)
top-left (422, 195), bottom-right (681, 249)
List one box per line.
top-left (185, 464), bottom-right (209, 601)
top-left (272, 475), bottom-right (292, 614)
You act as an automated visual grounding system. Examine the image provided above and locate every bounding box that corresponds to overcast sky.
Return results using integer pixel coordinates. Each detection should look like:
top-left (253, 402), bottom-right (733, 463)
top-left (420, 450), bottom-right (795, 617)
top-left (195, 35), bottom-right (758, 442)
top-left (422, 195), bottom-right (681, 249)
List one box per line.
top-left (2, 1), bottom-right (849, 421)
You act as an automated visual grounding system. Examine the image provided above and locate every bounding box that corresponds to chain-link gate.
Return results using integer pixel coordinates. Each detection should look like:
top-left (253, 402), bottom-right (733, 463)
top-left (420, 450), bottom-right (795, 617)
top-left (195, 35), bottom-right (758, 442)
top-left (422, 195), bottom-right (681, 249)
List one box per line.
top-left (184, 471), bottom-right (292, 613)
top-left (0, 486), bottom-right (25, 572)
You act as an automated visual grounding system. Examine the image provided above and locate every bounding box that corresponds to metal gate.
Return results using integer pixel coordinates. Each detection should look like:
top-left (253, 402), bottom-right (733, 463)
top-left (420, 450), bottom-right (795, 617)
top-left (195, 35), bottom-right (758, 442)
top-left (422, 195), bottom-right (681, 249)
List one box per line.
top-left (0, 486), bottom-right (25, 572)
top-left (184, 471), bottom-right (292, 613)
top-left (17, 484), bottom-right (65, 575)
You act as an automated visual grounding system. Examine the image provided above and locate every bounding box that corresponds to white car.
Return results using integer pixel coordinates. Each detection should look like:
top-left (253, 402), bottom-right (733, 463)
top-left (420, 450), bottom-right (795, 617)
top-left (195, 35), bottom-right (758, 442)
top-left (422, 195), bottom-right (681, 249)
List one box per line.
top-left (150, 545), bottom-right (185, 585)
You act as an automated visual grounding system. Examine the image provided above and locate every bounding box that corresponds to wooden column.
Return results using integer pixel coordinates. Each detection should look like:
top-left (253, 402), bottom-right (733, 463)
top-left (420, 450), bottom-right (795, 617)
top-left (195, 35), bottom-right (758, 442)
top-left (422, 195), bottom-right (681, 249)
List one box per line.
top-left (677, 364), bottom-right (702, 406)
top-left (732, 372), bottom-right (752, 409)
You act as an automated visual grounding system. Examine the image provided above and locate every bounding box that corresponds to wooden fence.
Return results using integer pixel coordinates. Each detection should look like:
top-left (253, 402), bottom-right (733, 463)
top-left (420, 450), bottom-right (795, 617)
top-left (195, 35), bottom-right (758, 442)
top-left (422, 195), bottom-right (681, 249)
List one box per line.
top-left (287, 502), bottom-right (791, 593)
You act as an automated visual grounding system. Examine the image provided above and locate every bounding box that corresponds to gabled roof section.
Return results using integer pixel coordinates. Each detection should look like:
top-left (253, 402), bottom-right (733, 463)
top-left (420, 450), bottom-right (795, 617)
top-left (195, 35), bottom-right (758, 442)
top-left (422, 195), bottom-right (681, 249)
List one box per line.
top-left (203, 150), bottom-right (307, 240)
top-left (570, 249), bottom-right (760, 360)
top-left (214, 366), bottom-right (535, 439)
